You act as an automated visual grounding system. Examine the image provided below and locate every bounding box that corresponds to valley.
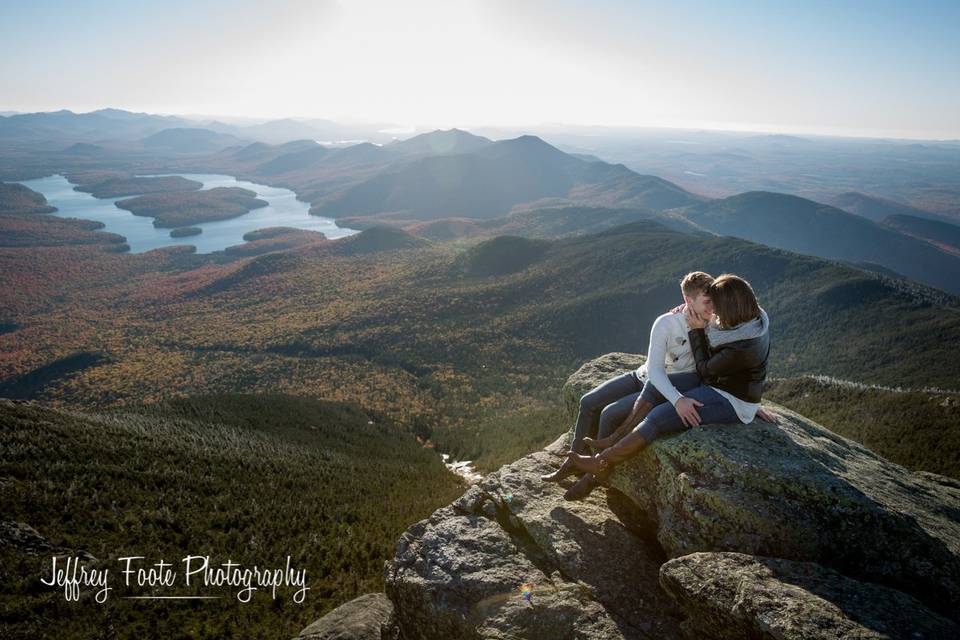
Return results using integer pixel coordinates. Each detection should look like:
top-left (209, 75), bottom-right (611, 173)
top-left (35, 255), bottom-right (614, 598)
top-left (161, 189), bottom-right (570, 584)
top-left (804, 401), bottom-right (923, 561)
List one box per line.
top-left (2, 111), bottom-right (960, 639)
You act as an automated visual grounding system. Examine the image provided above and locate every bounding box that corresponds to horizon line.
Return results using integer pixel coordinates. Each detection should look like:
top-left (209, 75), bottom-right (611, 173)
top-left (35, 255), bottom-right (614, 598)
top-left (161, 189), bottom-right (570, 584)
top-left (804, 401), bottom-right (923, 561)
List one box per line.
top-left (2, 105), bottom-right (959, 143)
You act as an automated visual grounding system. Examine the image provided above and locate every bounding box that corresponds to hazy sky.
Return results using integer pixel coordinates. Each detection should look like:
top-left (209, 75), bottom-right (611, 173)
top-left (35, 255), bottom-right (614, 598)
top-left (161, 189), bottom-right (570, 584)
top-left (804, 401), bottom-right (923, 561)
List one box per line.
top-left (1, 0), bottom-right (958, 139)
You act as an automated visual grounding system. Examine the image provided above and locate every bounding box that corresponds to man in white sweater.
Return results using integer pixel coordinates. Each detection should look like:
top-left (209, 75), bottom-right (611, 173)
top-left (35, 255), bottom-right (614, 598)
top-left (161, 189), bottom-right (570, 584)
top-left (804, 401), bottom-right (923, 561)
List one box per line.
top-left (542, 271), bottom-right (715, 483)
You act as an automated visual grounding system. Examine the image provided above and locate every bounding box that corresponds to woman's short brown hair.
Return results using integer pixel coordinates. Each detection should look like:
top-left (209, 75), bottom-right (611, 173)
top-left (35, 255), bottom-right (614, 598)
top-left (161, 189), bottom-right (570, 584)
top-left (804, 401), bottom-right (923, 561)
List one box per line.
top-left (709, 274), bottom-right (760, 328)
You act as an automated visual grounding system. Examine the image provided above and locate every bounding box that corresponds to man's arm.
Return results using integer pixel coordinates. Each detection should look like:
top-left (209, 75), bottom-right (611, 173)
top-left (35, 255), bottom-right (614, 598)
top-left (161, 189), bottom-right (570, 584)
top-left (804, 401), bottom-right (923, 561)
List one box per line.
top-left (646, 315), bottom-right (683, 406)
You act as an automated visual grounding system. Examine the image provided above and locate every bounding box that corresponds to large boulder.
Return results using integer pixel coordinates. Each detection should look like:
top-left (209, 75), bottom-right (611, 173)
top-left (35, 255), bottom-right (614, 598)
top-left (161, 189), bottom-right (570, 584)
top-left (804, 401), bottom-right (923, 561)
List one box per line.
top-left (561, 352), bottom-right (646, 419)
top-left (659, 552), bottom-right (959, 639)
top-left (562, 353), bottom-right (960, 624)
top-left (384, 441), bottom-right (685, 639)
top-left (294, 592), bottom-right (398, 639)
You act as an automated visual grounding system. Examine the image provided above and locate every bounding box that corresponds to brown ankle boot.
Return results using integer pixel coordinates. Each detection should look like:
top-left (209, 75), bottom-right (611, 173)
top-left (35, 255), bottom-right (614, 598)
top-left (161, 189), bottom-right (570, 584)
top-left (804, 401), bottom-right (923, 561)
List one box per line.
top-left (564, 473), bottom-right (600, 500)
top-left (540, 456), bottom-right (580, 483)
top-left (593, 464), bottom-right (613, 487)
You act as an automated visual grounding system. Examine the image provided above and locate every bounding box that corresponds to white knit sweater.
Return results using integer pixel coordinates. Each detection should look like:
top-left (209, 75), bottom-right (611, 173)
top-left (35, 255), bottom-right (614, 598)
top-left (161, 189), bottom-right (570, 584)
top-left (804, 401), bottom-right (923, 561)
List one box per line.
top-left (635, 311), bottom-right (697, 405)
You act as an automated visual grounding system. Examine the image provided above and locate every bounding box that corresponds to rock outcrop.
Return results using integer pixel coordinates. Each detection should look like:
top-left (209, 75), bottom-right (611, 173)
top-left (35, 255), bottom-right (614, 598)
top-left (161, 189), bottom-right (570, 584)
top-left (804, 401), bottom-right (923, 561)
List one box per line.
top-left (0, 520), bottom-right (96, 561)
top-left (659, 552), bottom-right (958, 639)
top-left (294, 592), bottom-right (398, 640)
top-left (564, 354), bottom-right (960, 625)
top-left (303, 352), bottom-right (960, 639)
top-left (384, 440), bottom-right (685, 639)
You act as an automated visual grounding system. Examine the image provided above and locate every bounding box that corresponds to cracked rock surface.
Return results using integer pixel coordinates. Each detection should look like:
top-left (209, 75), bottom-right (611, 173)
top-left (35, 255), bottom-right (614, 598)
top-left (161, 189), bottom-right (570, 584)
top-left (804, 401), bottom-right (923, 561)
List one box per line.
top-left (384, 438), bottom-right (684, 639)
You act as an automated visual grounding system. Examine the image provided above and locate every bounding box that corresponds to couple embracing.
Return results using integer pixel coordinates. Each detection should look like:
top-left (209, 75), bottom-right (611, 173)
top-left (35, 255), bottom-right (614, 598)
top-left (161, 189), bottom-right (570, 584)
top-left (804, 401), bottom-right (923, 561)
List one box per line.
top-left (543, 271), bottom-right (775, 500)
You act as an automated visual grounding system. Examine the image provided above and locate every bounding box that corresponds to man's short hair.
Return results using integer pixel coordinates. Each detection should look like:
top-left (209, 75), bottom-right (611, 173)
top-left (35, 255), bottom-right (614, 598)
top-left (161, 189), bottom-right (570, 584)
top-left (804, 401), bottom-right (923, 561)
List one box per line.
top-left (680, 271), bottom-right (714, 298)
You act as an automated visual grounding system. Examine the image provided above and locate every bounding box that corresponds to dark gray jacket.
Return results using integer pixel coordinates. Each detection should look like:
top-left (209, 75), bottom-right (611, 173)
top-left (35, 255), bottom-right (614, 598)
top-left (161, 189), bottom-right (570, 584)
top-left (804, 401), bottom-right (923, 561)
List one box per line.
top-left (688, 326), bottom-right (769, 403)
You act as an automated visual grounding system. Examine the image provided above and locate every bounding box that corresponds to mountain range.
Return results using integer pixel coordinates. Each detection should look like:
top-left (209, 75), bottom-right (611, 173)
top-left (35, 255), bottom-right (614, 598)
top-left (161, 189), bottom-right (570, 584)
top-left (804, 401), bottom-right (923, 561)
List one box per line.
top-left (0, 108), bottom-right (394, 146)
top-left (826, 191), bottom-right (952, 223)
top-left (206, 130), bottom-right (960, 293)
top-left (2, 110), bottom-right (959, 294)
top-left (677, 191), bottom-right (960, 294)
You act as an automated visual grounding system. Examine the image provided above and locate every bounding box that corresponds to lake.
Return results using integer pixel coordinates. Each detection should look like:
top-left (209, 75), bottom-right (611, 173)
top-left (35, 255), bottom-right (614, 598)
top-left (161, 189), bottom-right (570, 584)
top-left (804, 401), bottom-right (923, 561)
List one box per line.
top-left (15, 173), bottom-right (359, 254)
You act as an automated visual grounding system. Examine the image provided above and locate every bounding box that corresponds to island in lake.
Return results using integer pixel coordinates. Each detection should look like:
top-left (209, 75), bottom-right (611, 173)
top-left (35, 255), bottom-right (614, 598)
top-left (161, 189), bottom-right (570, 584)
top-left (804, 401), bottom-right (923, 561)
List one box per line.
top-left (169, 226), bottom-right (202, 237)
top-left (0, 181), bottom-right (57, 214)
top-left (0, 181), bottom-right (129, 249)
top-left (115, 187), bottom-right (269, 227)
top-left (73, 175), bottom-right (203, 198)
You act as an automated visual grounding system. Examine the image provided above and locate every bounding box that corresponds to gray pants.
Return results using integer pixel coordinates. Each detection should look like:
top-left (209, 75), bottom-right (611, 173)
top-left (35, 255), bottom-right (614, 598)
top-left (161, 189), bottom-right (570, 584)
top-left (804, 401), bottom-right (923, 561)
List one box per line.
top-left (570, 370), bottom-right (701, 453)
top-left (634, 383), bottom-right (741, 444)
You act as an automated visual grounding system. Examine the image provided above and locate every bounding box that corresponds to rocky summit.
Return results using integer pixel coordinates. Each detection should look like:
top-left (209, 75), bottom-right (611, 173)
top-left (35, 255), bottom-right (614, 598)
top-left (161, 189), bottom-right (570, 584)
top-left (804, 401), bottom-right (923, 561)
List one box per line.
top-left (297, 352), bottom-right (960, 639)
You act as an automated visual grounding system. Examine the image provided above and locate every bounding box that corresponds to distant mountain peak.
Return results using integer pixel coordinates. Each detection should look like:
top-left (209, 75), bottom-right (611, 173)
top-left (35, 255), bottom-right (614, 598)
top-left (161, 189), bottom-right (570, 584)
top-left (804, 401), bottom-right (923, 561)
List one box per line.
top-left (504, 133), bottom-right (550, 146)
top-left (334, 224), bottom-right (429, 255)
top-left (494, 134), bottom-right (564, 153)
top-left (91, 108), bottom-right (138, 117)
top-left (390, 128), bottom-right (492, 156)
top-left (747, 133), bottom-right (811, 143)
top-left (64, 142), bottom-right (105, 154)
top-left (141, 127), bottom-right (244, 153)
top-left (730, 190), bottom-right (803, 201)
top-left (472, 134), bottom-right (574, 165)
top-left (279, 138), bottom-right (323, 149)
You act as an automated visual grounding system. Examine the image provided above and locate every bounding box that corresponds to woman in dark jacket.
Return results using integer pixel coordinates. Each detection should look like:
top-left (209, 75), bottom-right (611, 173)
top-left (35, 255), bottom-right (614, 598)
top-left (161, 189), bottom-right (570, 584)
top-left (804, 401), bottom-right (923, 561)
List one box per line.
top-left (563, 273), bottom-right (770, 501)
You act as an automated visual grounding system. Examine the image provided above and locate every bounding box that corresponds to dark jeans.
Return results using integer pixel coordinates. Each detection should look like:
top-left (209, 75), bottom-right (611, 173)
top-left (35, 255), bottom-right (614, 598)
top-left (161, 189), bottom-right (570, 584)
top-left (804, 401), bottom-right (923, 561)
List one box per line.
top-left (633, 383), bottom-right (740, 444)
top-left (571, 371), bottom-right (701, 453)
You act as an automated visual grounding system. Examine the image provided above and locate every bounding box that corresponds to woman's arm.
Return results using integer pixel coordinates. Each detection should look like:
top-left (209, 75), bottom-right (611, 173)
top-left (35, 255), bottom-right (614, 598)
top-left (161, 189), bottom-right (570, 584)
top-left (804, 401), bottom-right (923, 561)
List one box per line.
top-left (756, 406), bottom-right (780, 424)
top-left (688, 328), bottom-right (747, 380)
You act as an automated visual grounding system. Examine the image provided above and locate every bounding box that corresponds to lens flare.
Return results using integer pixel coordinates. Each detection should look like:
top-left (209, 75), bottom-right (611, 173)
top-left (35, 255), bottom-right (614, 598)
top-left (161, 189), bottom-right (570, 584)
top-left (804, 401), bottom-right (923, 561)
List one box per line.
top-left (519, 582), bottom-right (534, 601)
